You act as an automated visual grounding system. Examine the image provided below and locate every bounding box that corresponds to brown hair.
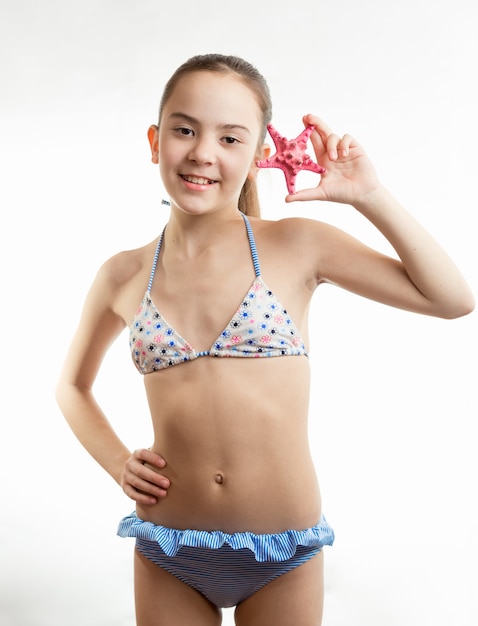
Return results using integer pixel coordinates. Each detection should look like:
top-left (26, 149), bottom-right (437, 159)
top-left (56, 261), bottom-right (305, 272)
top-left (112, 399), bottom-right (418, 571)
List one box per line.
top-left (158, 54), bottom-right (272, 217)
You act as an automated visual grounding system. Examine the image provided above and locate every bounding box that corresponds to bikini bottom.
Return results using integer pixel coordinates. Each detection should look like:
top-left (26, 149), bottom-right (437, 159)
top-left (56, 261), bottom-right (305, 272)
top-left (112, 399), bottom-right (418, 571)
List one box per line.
top-left (117, 512), bottom-right (334, 608)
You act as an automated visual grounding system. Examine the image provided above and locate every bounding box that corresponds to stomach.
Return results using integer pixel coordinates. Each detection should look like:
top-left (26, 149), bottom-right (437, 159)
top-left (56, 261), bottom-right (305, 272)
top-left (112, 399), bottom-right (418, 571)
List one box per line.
top-left (136, 356), bottom-right (322, 533)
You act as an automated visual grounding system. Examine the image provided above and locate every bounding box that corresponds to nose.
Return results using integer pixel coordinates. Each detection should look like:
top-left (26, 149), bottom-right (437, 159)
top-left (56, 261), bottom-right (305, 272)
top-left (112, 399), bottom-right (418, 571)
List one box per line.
top-left (188, 134), bottom-right (217, 165)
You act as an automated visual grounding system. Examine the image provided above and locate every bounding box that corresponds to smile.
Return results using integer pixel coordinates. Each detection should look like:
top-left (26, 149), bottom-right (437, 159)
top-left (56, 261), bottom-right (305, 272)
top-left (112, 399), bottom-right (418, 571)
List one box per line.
top-left (181, 175), bottom-right (217, 185)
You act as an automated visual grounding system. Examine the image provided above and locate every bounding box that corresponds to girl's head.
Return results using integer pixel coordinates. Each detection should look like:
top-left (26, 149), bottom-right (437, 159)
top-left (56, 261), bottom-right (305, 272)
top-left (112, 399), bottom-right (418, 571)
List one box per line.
top-left (155, 54), bottom-right (272, 217)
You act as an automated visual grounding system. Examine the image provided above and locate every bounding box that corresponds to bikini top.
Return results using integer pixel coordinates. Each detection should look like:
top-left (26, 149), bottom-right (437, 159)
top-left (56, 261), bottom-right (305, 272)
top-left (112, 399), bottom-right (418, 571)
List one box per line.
top-left (129, 213), bottom-right (308, 374)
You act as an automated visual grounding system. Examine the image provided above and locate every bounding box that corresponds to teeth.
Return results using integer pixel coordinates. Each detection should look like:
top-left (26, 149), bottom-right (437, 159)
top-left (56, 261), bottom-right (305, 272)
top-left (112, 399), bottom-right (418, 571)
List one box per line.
top-left (183, 175), bottom-right (215, 185)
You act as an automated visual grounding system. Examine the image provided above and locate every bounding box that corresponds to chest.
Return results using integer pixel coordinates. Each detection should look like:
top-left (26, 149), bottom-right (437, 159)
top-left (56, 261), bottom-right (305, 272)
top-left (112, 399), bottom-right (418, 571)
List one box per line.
top-left (149, 254), bottom-right (257, 351)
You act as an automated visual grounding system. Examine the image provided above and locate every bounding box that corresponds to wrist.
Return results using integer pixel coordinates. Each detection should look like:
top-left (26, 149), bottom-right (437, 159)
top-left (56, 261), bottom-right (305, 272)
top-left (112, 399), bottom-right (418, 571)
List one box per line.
top-left (352, 183), bottom-right (393, 215)
top-left (111, 450), bottom-right (133, 486)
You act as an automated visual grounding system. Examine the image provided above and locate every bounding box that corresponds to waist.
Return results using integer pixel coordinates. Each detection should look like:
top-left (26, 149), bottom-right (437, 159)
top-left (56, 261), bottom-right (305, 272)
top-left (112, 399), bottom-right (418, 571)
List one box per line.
top-left (118, 512), bottom-right (335, 561)
top-left (136, 453), bottom-right (321, 534)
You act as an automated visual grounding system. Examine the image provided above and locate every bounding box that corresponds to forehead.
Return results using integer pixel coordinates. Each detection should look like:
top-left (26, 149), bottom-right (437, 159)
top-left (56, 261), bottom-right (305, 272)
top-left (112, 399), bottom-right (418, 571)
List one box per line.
top-left (162, 71), bottom-right (262, 129)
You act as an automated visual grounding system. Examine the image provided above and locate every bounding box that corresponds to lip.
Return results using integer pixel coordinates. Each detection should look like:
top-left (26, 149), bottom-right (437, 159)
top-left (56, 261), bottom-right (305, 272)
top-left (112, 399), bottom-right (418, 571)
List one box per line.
top-left (180, 174), bottom-right (218, 188)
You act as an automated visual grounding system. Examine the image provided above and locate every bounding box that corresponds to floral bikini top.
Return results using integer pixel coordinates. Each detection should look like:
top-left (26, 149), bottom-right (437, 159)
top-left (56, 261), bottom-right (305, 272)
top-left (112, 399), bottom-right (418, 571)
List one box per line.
top-left (129, 214), bottom-right (308, 374)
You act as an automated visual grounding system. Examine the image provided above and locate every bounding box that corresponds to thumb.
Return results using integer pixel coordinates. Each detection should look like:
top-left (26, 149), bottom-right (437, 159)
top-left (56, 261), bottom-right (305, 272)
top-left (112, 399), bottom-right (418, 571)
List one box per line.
top-left (286, 186), bottom-right (328, 203)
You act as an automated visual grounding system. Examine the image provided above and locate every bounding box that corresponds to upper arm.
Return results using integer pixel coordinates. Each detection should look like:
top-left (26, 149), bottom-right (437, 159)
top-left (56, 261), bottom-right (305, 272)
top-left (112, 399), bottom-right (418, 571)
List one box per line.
top-left (317, 225), bottom-right (420, 309)
top-left (287, 218), bottom-right (432, 315)
top-left (58, 259), bottom-right (127, 391)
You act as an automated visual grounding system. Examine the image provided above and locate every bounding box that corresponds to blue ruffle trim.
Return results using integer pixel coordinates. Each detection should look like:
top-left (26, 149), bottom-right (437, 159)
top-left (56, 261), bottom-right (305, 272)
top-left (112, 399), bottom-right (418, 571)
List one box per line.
top-left (117, 512), bottom-right (334, 562)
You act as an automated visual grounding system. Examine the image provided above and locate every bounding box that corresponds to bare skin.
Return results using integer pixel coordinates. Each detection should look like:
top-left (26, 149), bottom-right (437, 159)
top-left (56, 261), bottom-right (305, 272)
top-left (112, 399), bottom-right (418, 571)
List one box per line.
top-left (56, 70), bottom-right (474, 625)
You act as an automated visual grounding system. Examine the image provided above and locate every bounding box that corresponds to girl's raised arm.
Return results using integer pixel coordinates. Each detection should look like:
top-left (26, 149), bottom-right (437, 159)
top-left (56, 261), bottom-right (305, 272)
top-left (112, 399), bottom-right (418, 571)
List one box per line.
top-left (288, 114), bottom-right (474, 319)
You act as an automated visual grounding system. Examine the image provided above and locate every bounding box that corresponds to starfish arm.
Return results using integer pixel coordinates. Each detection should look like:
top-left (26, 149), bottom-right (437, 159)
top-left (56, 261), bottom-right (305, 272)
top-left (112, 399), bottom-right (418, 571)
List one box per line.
top-left (301, 159), bottom-right (327, 175)
top-left (266, 124), bottom-right (289, 150)
top-left (294, 125), bottom-right (315, 144)
top-left (255, 155), bottom-right (281, 169)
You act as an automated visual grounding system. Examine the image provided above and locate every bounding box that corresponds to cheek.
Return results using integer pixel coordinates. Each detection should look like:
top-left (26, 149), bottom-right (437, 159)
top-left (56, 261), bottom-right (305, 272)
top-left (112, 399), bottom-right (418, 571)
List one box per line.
top-left (232, 161), bottom-right (254, 188)
top-left (158, 141), bottom-right (184, 173)
top-left (232, 146), bottom-right (259, 176)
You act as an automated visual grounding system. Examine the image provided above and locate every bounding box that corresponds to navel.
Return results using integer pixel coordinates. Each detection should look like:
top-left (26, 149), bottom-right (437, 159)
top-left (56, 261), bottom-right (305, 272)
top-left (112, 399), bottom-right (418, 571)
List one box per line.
top-left (214, 472), bottom-right (224, 485)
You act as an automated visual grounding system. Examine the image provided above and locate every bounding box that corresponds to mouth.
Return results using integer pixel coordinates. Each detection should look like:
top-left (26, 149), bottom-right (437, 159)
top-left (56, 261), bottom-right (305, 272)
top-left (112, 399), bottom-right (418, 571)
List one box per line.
top-left (180, 175), bottom-right (217, 185)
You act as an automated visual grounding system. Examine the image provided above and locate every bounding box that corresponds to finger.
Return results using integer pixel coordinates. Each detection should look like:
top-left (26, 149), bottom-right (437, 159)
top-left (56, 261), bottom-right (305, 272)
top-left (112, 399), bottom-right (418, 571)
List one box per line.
top-left (123, 482), bottom-right (161, 505)
top-left (336, 133), bottom-right (355, 158)
top-left (303, 113), bottom-right (339, 156)
top-left (303, 113), bottom-right (334, 140)
top-left (126, 462), bottom-right (170, 489)
top-left (325, 133), bottom-right (344, 161)
top-left (133, 448), bottom-right (166, 467)
top-left (124, 472), bottom-right (169, 497)
top-left (303, 115), bottom-right (354, 162)
top-left (286, 186), bottom-right (328, 203)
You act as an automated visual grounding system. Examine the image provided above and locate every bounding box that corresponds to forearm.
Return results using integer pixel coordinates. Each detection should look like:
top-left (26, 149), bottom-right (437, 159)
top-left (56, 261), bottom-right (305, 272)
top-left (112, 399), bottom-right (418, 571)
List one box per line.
top-left (56, 383), bottom-right (131, 486)
top-left (292, 115), bottom-right (473, 317)
top-left (353, 185), bottom-right (474, 318)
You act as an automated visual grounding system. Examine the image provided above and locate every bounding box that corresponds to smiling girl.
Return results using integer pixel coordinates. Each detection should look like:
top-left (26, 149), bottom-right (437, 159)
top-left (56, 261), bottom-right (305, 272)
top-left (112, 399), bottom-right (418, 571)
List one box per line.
top-left (56, 54), bottom-right (474, 625)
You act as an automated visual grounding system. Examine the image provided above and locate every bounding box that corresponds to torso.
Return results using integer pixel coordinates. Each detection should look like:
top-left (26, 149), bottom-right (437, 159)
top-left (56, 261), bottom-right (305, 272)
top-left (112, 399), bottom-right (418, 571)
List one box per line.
top-left (114, 214), bottom-right (322, 533)
top-left (138, 356), bottom-right (321, 533)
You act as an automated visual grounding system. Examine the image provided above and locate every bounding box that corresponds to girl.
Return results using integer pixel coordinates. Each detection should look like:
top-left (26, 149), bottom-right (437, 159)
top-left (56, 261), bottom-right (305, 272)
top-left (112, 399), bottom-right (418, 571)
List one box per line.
top-left (56, 54), bottom-right (474, 626)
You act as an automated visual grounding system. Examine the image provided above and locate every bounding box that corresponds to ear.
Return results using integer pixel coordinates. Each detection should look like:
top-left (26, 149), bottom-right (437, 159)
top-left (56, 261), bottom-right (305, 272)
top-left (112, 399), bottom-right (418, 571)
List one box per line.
top-left (147, 125), bottom-right (159, 164)
top-left (248, 143), bottom-right (271, 180)
top-left (260, 144), bottom-right (271, 161)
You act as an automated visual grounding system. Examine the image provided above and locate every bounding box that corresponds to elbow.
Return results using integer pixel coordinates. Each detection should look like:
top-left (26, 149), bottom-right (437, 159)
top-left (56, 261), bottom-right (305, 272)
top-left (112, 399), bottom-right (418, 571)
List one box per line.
top-left (55, 378), bottom-right (76, 417)
top-left (55, 380), bottom-right (67, 414)
top-left (440, 292), bottom-right (475, 320)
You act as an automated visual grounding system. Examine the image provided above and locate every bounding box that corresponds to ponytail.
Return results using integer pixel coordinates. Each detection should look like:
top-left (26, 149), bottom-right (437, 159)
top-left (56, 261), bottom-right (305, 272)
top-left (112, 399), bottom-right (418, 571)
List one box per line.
top-left (238, 178), bottom-right (261, 218)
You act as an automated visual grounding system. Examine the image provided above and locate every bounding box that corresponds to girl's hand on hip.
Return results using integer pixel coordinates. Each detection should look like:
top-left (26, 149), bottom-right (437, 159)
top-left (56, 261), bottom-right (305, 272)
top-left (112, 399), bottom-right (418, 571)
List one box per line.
top-left (122, 448), bottom-right (170, 505)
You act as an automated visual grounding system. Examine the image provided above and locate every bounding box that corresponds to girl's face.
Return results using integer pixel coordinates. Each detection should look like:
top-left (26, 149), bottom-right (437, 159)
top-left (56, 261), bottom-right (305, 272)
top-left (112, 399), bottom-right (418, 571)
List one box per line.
top-left (150, 71), bottom-right (266, 217)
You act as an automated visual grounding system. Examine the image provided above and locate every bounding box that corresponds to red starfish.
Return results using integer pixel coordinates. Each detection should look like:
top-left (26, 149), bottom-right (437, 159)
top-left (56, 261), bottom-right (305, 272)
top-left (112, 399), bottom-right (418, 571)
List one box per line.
top-left (256, 124), bottom-right (326, 194)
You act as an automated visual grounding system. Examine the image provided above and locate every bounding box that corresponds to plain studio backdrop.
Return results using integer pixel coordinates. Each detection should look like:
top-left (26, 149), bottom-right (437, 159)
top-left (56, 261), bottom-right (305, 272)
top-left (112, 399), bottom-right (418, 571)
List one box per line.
top-left (1, 1), bottom-right (477, 625)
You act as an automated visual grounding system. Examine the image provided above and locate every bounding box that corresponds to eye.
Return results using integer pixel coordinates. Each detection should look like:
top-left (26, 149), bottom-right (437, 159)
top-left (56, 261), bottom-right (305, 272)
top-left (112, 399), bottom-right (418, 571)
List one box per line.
top-left (175, 126), bottom-right (194, 137)
top-left (222, 136), bottom-right (239, 145)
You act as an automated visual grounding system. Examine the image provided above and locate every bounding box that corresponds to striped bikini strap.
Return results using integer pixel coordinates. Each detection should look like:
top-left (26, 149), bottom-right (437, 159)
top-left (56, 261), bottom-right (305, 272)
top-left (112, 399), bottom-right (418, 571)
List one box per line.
top-left (241, 213), bottom-right (261, 278)
top-left (147, 226), bottom-right (166, 292)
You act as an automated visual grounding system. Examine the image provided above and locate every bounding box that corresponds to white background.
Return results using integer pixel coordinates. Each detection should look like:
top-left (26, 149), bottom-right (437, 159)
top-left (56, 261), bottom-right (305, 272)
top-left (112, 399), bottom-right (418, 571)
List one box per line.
top-left (1, 1), bottom-right (477, 624)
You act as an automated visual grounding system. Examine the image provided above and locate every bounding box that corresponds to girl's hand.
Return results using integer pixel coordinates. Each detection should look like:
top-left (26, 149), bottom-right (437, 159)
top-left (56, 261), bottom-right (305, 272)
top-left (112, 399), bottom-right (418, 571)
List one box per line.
top-left (287, 114), bottom-right (381, 206)
top-left (121, 448), bottom-right (170, 505)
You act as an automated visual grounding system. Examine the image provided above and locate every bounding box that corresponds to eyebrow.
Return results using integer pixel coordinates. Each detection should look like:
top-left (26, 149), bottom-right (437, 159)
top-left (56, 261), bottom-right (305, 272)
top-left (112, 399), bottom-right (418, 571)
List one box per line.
top-left (169, 112), bottom-right (251, 134)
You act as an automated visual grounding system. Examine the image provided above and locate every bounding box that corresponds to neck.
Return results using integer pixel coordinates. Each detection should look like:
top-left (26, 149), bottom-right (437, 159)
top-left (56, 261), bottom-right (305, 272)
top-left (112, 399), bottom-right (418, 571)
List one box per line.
top-left (163, 207), bottom-right (245, 257)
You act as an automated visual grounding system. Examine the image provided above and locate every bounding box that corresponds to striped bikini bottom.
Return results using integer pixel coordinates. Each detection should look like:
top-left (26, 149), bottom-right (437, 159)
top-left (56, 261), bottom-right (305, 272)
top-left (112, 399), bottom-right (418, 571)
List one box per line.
top-left (117, 512), bottom-right (334, 608)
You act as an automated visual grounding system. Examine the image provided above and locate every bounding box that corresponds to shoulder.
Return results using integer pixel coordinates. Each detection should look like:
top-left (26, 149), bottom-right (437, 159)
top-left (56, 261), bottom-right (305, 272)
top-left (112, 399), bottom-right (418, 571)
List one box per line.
top-left (250, 215), bottom-right (344, 253)
top-left (95, 238), bottom-right (158, 291)
top-left (86, 238), bottom-right (159, 323)
top-left (249, 215), bottom-right (360, 286)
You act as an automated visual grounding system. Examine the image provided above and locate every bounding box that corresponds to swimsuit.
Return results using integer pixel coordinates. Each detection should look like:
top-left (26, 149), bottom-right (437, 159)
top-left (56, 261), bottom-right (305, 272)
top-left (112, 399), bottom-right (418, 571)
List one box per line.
top-left (117, 512), bottom-right (334, 608)
top-left (129, 213), bottom-right (308, 374)
top-left (122, 212), bottom-right (333, 606)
